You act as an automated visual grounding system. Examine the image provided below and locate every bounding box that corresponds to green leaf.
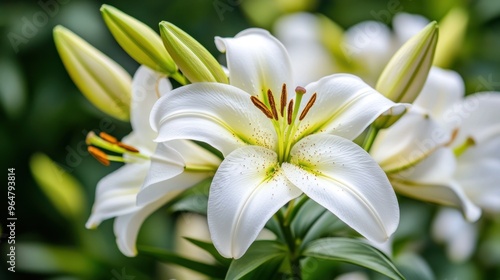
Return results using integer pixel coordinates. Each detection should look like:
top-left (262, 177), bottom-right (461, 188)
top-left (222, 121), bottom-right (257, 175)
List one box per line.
top-left (303, 238), bottom-right (405, 280)
top-left (225, 240), bottom-right (287, 280)
top-left (393, 253), bottom-right (434, 280)
top-left (292, 200), bottom-right (348, 249)
top-left (138, 245), bottom-right (226, 279)
top-left (184, 237), bottom-right (232, 267)
top-left (166, 178), bottom-right (211, 214)
top-left (16, 243), bottom-right (97, 276)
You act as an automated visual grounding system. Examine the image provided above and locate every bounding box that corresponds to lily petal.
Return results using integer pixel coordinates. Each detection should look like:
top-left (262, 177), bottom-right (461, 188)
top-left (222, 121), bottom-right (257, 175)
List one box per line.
top-left (215, 28), bottom-right (293, 100)
top-left (453, 93), bottom-right (500, 146)
top-left (390, 148), bottom-right (481, 222)
top-left (137, 140), bottom-right (220, 206)
top-left (208, 146), bottom-right (302, 258)
top-left (86, 162), bottom-right (148, 228)
top-left (432, 208), bottom-right (478, 262)
top-left (114, 191), bottom-right (176, 257)
top-left (392, 13), bottom-right (430, 44)
top-left (343, 21), bottom-right (393, 84)
top-left (371, 108), bottom-right (450, 172)
top-left (297, 74), bottom-right (401, 140)
top-left (130, 65), bottom-right (171, 145)
top-left (457, 135), bottom-right (500, 212)
top-left (282, 134), bottom-right (399, 243)
top-left (151, 83), bottom-right (276, 156)
top-left (414, 67), bottom-right (464, 128)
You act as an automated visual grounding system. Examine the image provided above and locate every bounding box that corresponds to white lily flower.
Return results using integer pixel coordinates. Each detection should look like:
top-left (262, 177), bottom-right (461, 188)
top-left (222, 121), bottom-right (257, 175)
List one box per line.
top-left (372, 67), bottom-right (500, 222)
top-left (151, 28), bottom-right (401, 259)
top-left (274, 12), bottom-right (429, 85)
top-left (432, 208), bottom-right (478, 262)
top-left (86, 66), bottom-right (220, 256)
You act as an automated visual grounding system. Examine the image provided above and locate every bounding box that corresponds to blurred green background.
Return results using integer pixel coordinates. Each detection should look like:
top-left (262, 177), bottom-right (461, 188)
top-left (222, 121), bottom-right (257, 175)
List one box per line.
top-left (0, 0), bottom-right (499, 279)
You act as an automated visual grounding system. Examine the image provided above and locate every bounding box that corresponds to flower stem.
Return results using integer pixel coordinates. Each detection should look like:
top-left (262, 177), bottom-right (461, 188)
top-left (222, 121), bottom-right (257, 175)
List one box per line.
top-left (170, 70), bottom-right (189, 85)
top-left (362, 125), bottom-right (380, 153)
top-left (276, 203), bottom-right (302, 279)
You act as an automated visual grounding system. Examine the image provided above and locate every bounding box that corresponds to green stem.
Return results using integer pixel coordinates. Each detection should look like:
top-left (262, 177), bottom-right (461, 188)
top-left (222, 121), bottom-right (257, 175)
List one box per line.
top-left (276, 204), bottom-right (302, 279)
top-left (170, 70), bottom-right (189, 85)
top-left (362, 125), bottom-right (380, 153)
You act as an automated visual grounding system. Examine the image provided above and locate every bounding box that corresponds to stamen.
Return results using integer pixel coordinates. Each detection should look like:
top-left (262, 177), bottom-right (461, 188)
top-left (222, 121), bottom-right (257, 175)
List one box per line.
top-left (267, 89), bottom-right (279, 120)
top-left (88, 146), bottom-right (110, 166)
top-left (251, 96), bottom-right (274, 119)
top-left (280, 84), bottom-right (287, 117)
top-left (118, 142), bottom-right (140, 153)
top-left (287, 100), bottom-right (294, 125)
top-left (454, 136), bottom-right (476, 157)
top-left (100, 132), bottom-right (118, 144)
top-left (86, 131), bottom-right (96, 145)
top-left (299, 93), bottom-right (317, 121)
top-left (295, 86), bottom-right (306, 95)
top-left (446, 128), bottom-right (459, 146)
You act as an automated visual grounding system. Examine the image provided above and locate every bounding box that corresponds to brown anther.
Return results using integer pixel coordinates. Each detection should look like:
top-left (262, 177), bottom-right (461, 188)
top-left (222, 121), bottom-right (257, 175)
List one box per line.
top-left (88, 146), bottom-right (110, 166)
top-left (100, 132), bottom-right (118, 144)
top-left (280, 84), bottom-right (287, 117)
top-left (445, 128), bottom-right (459, 146)
top-left (299, 93), bottom-right (317, 121)
top-left (267, 89), bottom-right (279, 120)
top-left (295, 86), bottom-right (306, 95)
top-left (287, 99), bottom-right (294, 125)
top-left (251, 96), bottom-right (274, 119)
top-left (117, 142), bottom-right (140, 153)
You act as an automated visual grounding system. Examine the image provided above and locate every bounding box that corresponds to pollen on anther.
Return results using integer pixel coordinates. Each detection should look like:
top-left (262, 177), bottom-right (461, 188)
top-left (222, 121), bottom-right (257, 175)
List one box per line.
top-left (118, 142), bottom-right (140, 153)
top-left (100, 132), bottom-right (118, 144)
top-left (251, 96), bottom-right (274, 119)
top-left (267, 89), bottom-right (279, 120)
top-left (287, 99), bottom-right (294, 125)
top-left (299, 92), bottom-right (317, 121)
top-left (88, 146), bottom-right (110, 166)
top-left (280, 84), bottom-right (287, 117)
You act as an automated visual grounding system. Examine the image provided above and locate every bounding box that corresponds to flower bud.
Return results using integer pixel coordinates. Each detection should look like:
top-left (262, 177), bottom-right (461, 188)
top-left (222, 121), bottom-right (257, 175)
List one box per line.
top-left (53, 25), bottom-right (131, 121)
top-left (434, 8), bottom-right (468, 68)
top-left (30, 153), bottom-right (86, 220)
top-left (159, 21), bottom-right (228, 84)
top-left (376, 21), bottom-right (438, 104)
top-left (100, 5), bottom-right (177, 75)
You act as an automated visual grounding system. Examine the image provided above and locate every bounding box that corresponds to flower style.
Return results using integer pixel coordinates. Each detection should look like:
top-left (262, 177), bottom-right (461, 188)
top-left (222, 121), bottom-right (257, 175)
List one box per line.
top-left (150, 28), bottom-right (401, 258)
top-left (371, 67), bottom-right (500, 222)
top-left (85, 66), bottom-right (220, 256)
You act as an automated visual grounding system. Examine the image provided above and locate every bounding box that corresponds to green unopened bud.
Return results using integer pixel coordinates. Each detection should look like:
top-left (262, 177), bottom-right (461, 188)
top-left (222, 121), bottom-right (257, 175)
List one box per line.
top-left (53, 25), bottom-right (131, 121)
top-left (30, 153), bottom-right (86, 220)
top-left (159, 21), bottom-right (228, 84)
top-left (434, 8), bottom-right (468, 68)
top-left (317, 14), bottom-right (352, 72)
top-left (376, 21), bottom-right (438, 104)
top-left (100, 5), bottom-right (177, 75)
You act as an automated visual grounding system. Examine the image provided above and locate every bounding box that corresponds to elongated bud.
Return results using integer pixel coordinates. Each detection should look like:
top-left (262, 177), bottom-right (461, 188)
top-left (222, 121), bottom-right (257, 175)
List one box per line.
top-left (30, 153), bottom-right (85, 220)
top-left (376, 21), bottom-right (438, 104)
top-left (434, 8), bottom-right (468, 68)
top-left (100, 5), bottom-right (177, 75)
top-left (53, 25), bottom-right (131, 121)
top-left (159, 21), bottom-right (228, 84)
